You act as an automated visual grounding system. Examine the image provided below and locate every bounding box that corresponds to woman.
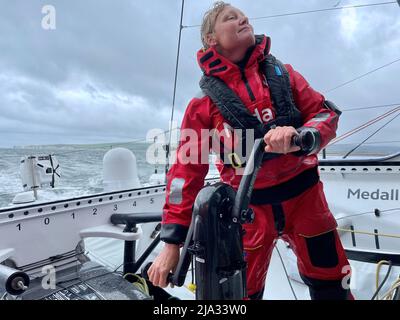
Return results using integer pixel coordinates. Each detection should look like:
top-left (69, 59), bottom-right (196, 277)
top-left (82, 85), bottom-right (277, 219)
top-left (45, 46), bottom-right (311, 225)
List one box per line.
top-left (148, 1), bottom-right (353, 300)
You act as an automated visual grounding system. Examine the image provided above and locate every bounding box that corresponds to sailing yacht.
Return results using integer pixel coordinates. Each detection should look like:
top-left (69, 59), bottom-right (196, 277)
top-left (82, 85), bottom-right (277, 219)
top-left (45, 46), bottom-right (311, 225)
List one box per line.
top-left (1, 0), bottom-right (400, 300)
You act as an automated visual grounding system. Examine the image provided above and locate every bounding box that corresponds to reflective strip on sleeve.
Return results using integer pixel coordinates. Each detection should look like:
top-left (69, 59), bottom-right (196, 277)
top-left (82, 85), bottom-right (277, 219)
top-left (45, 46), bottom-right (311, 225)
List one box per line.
top-left (169, 178), bottom-right (185, 204)
top-left (306, 112), bottom-right (331, 124)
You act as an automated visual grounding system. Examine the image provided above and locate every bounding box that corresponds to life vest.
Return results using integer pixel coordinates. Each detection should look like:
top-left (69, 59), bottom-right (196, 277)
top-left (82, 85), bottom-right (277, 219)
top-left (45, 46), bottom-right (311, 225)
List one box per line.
top-left (200, 50), bottom-right (303, 168)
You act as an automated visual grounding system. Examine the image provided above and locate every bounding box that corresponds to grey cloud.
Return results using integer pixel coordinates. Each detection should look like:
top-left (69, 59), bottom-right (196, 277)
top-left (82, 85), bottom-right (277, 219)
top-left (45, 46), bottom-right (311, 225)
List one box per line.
top-left (0, 0), bottom-right (399, 147)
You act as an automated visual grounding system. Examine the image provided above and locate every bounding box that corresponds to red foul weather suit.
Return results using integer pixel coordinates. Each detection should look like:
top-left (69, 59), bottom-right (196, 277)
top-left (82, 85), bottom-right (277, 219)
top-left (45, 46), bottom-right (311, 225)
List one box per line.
top-left (160, 35), bottom-right (352, 300)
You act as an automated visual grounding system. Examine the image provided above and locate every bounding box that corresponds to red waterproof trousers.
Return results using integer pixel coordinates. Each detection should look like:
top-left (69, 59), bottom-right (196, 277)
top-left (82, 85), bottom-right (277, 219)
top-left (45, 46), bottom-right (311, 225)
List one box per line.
top-left (244, 180), bottom-right (353, 300)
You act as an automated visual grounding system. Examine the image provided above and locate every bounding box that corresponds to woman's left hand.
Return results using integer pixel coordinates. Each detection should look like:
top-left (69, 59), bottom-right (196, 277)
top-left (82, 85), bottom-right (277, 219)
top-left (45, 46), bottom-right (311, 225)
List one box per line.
top-left (263, 126), bottom-right (301, 154)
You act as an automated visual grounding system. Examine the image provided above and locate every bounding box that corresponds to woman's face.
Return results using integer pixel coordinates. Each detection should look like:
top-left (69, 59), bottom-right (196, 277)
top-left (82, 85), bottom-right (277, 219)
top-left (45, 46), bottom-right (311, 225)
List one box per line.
top-left (207, 6), bottom-right (255, 55)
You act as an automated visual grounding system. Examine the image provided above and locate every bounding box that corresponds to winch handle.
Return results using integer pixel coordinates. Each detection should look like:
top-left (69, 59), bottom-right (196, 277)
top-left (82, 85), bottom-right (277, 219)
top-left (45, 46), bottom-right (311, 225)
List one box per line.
top-left (232, 129), bottom-right (317, 224)
top-left (292, 129), bottom-right (317, 152)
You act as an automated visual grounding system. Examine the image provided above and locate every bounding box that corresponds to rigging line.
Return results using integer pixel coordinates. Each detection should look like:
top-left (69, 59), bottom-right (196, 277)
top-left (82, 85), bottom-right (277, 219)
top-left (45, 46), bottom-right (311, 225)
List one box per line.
top-left (330, 106), bottom-right (400, 145)
top-left (325, 141), bottom-right (400, 147)
top-left (362, 140), bottom-right (400, 144)
top-left (182, 1), bottom-right (397, 28)
top-left (329, 106), bottom-right (400, 145)
top-left (342, 103), bottom-right (400, 112)
top-left (337, 228), bottom-right (400, 239)
top-left (166, 0), bottom-right (185, 176)
top-left (325, 57), bottom-right (400, 93)
top-left (331, 139), bottom-right (400, 145)
top-left (371, 261), bottom-right (393, 300)
top-left (335, 207), bottom-right (400, 221)
top-left (275, 244), bottom-right (298, 300)
top-left (342, 111), bottom-right (400, 158)
top-left (251, 1), bottom-right (397, 20)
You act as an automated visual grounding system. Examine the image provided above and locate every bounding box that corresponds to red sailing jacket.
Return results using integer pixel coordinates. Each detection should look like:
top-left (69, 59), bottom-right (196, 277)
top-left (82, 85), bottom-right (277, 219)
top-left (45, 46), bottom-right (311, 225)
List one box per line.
top-left (160, 35), bottom-right (339, 244)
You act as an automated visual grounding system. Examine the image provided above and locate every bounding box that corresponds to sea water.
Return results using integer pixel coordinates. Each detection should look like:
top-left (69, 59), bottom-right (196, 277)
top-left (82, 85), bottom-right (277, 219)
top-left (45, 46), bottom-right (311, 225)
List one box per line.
top-left (0, 142), bottom-right (155, 208)
top-left (1, 142), bottom-right (396, 208)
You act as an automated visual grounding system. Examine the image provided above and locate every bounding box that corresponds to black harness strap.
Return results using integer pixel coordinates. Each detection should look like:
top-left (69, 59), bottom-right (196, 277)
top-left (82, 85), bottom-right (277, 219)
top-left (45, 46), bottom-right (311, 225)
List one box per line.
top-left (200, 76), bottom-right (267, 139)
top-left (251, 166), bottom-right (320, 236)
top-left (200, 51), bottom-right (303, 167)
top-left (250, 166), bottom-right (319, 205)
top-left (260, 55), bottom-right (303, 129)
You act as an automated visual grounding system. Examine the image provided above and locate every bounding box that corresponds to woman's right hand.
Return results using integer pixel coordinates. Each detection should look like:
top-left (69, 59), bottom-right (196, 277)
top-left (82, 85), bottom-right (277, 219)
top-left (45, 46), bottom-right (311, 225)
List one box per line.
top-left (147, 243), bottom-right (180, 288)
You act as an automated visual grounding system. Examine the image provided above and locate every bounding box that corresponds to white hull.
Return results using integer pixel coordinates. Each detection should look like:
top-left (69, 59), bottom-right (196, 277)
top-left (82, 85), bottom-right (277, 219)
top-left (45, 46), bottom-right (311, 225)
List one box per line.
top-left (1, 152), bottom-right (400, 300)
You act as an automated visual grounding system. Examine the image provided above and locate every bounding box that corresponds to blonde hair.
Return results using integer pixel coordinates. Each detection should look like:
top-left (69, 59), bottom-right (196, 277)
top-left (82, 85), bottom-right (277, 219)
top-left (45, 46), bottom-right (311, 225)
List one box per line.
top-left (200, 1), bottom-right (231, 49)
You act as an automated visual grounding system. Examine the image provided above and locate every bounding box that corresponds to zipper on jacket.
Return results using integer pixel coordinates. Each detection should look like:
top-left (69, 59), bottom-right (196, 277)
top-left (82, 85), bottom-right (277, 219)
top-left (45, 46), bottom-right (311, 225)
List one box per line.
top-left (240, 69), bottom-right (256, 102)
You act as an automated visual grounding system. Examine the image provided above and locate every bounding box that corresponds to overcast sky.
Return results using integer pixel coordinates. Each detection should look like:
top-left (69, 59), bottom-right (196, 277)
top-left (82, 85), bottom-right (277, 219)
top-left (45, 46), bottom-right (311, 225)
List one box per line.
top-left (0, 0), bottom-right (399, 148)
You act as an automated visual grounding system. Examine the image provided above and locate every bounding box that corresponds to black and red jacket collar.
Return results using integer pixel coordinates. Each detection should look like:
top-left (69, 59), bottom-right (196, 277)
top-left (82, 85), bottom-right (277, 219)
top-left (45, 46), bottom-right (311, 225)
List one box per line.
top-left (197, 34), bottom-right (271, 81)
